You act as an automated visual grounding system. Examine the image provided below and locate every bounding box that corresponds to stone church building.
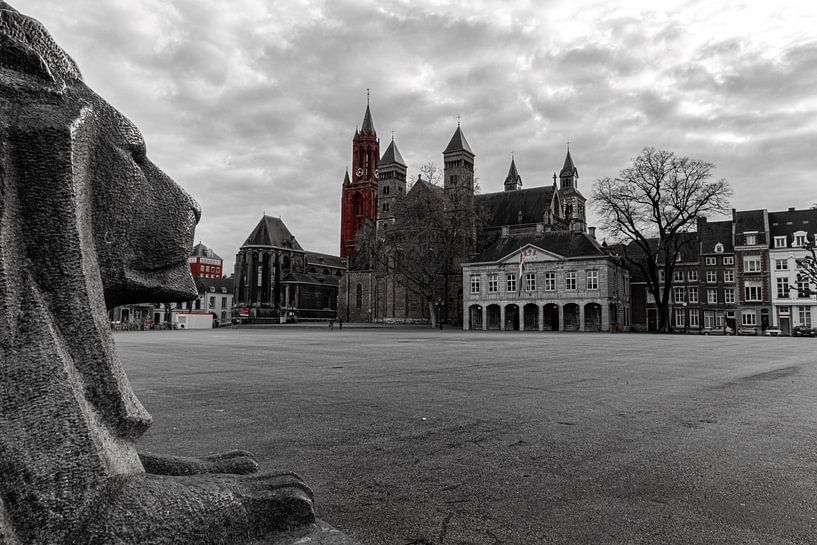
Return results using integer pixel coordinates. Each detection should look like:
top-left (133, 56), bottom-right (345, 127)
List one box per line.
top-left (232, 215), bottom-right (344, 323)
top-left (337, 100), bottom-right (604, 326)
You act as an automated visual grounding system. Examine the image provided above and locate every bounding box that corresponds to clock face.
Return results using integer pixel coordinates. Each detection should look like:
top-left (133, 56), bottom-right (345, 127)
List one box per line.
top-left (375, 169), bottom-right (379, 177)
top-left (356, 168), bottom-right (363, 176)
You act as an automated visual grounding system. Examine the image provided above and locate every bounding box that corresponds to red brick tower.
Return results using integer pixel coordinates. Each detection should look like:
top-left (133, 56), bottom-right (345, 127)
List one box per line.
top-left (340, 95), bottom-right (380, 260)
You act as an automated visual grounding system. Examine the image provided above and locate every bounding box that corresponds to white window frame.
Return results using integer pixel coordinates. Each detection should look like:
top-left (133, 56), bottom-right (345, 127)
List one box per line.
top-left (745, 233), bottom-right (757, 245)
top-left (744, 256), bottom-right (761, 273)
top-left (565, 271), bottom-right (577, 291)
top-left (799, 306), bottom-right (812, 327)
top-left (707, 289), bottom-right (718, 304)
top-left (794, 232), bottom-right (807, 247)
top-left (745, 285), bottom-right (762, 302)
top-left (488, 273), bottom-right (498, 293)
top-left (723, 256), bottom-right (734, 265)
top-left (586, 270), bottom-right (599, 290)
top-left (742, 310), bottom-right (757, 326)
top-left (688, 270), bottom-right (698, 282)
top-left (777, 277), bottom-right (790, 298)
top-left (688, 287), bottom-right (699, 303)
top-left (706, 270), bottom-right (717, 283)
top-left (506, 274), bottom-right (516, 293)
top-left (775, 259), bottom-right (789, 270)
top-left (723, 270), bottom-right (734, 282)
top-left (525, 272), bottom-right (536, 292)
top-left (724, 288), bottom-right (735, 303)
top-left (674, 287), bottom-right (685, 304)
top-left (470, 275), bottom-right (480, 294)
top-left (774, 236), bottom-right (787, 248)
top-left (689, 310), bottom-right (700, 327)
top-left (675, 310), bottom-right (686, 328)
top-left (544, 272), bottom-right (556, 291)
top-left (673, 270), bottom-right (684, 282)
top-left (705, 257), bottom-right (716, 266)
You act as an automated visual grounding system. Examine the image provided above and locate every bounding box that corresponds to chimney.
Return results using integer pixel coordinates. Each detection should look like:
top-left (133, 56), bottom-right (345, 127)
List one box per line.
top-left (789, 207), bottom-right (796, 212)
top-left (589, 226), bottom-right (596, 239)
top-left (696, 216), bottom-right (706, 232)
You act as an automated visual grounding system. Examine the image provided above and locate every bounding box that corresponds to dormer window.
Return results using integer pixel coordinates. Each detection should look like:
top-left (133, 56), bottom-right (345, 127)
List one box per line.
top-left (744, 233), bottom-right (757, 245)
top-left (794, 231), bottom-right (807, 247)
top-left (714, 243), bottom-right (724, 254)
top-left (774, 236), bottom-right (787, 248)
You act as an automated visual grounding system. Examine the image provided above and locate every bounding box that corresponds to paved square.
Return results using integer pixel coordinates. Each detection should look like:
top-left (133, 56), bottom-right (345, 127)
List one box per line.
top-left (116, 328), bottom-right (817, 545)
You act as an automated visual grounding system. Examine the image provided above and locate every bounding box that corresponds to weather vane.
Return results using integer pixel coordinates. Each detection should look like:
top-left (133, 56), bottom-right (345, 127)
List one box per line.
top-left (456, 114), bottom-right (461, 127)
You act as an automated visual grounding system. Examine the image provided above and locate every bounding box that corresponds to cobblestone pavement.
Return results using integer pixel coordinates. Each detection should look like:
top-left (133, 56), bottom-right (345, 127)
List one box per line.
top-left (116, 328), bottom-right (817, 545)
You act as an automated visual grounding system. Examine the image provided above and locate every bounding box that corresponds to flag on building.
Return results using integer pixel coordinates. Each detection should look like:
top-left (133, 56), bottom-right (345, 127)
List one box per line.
top-left (517, 250), bottom-right (525, 294)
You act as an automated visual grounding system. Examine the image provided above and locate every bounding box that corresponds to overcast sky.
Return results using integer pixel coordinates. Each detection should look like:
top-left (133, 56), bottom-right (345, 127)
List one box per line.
top-left (23, 1), bottom-right (817, 274)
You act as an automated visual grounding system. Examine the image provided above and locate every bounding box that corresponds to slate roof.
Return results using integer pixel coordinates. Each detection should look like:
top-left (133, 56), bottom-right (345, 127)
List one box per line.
top-left (768, 208), bottom-right (817, 242)
top-left (443, 126), bottom-right (473, 155)
top-left (306, 251), bottom-right (344, 269)
top-left (698, 219), bottom-right (734, 254)
top-left (470, 230), bottom-right (605, 264)
top-left (504, 158), bottom-right (522, 188)
top-left (380, 139), bottom-right (406, 167)
top-left (559, 150), bottom-right (578, 177)
top-left (242, 215), bottom-right (303, 250)
top-left (281, 272), bottom-right (339, 287)
top-left (194, 276), bottom-right (232, 293)
top-left (734, 209), bottom-right (766, 234)
top-left (734, 209), bottom-right (768, 246)
top-left (360, 104), bottom-right (375, 134)
top-left (190, 242), bottom-right (222, 261)
top-left (476, 186), bottom-right (555, 227)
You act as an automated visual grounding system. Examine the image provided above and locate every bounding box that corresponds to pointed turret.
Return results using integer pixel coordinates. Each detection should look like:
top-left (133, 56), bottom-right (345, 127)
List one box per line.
top-left (504, 157), bottom-right (522, 191)
top-left (361, 104), bottom-right (376, 135)
top-left (443, 126), bottom-right (473, 155)
top-left (380, 138), bottom-right (406, 167)
top-left (560, 149), bottom-right (578, 178)
top-left (343, 169), bottom-right (351, 186)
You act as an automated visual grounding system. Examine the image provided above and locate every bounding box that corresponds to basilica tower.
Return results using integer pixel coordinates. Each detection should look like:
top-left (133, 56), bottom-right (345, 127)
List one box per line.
top-left (340, 98), bottom-right (380, 259)
top-left (377, 135), bottom-right (407, 231)
top-left (443, 123), bottom-right (475, 205)
top-left (557, 148), bottom-right (586, 232)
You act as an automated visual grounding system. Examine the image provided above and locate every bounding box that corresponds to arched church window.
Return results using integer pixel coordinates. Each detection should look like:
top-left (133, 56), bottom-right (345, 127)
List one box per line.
top-left (355, 283), bottom-right (363, 311)
top-left (282, 256), bottom-right (290, 271)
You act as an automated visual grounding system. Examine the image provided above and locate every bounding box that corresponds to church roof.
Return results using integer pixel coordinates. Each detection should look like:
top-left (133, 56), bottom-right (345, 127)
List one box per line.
top-left (559, 149), bottom-right (578, 177)
top-left (242, 215), bottom-right (304, 251)
top-left (361, 104), bottom-right (376, 134)
top-left (281, 271), bottom-right (339, 287)
top-left (443, 126), bottom-right (473, 155)
top-left (380, 139), bottom-right (406, 167)
top-left (470, 230), bottom-right (605, 264)
top-left (305, 251), bottom-right (344, 269)
top-left (504, 157), bottom-right (522, 188)
top-left (476, 186), bottom-right (556, 227)
top-left (190, 242), bottom-right (222, 261)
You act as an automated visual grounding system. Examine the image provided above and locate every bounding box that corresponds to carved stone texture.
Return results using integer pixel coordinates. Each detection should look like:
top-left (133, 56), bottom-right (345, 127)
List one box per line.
top-left (0, 3), bottom-right (315, 543)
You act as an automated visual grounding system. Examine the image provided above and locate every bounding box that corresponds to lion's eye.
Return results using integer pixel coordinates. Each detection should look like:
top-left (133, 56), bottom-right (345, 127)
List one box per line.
top-left (130, 144), bottom-right (147, 164)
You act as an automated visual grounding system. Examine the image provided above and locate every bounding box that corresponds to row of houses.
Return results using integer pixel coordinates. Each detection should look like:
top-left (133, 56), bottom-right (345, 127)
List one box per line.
top-left (461, 207), bottom-right (817, 335)
top-left (619, 208), bottom-right (816, 334)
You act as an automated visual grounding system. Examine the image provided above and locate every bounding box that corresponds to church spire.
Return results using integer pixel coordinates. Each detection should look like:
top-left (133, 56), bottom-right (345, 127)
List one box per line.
top-left (503, 156), bottom-right (522, 191)
top-left (360, 89), bottom-right (376, 135)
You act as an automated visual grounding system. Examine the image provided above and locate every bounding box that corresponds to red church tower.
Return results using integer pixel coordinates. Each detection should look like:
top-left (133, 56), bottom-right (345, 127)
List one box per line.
top-left (340, 96), bottom-right (380, 259)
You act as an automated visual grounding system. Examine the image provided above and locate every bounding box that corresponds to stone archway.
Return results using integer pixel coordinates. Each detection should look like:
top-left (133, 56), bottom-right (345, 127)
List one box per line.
top-left (487, 304), bottom-right (501, 330)
top-left (505, 304), bottom-right (520, 331)
top-left (523, 303), bottom-right (539, 331)
top-left (469, 304), bottom-right (483, 330)
top-left (563, 303), bottom-right (580, 331)
top-left (584, 303), bottom-right (602, 331)
top-left (543, 304), bottom-right (559, 331)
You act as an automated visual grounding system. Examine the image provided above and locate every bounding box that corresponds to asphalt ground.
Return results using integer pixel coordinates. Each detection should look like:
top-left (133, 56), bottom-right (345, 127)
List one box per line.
top-left (115, 327), bottom-right (817, 545)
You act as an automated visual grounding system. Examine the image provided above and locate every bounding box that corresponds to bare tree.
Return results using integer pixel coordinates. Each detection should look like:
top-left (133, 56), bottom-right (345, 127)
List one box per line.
top-left (796, 241), bottom-right (817, 290)
top-left (593, 147), bottom-right (732, 332)
top-left (357, 181), bottom-right (482, 328)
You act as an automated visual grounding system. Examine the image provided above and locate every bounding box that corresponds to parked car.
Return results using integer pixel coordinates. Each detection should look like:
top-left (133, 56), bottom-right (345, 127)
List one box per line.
top-left (737, 326), bottom-right (758, 336)
top-left (700, 326), bottom-right (734, 336)
top-left (792, 325), bottom-right (816, 337)
top-left (764, 327), bottom-right (783, 336)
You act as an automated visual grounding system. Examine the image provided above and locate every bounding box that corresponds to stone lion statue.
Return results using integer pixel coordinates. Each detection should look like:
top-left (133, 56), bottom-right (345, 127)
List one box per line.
top-left (0, 3), bottom-right (314, 543)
